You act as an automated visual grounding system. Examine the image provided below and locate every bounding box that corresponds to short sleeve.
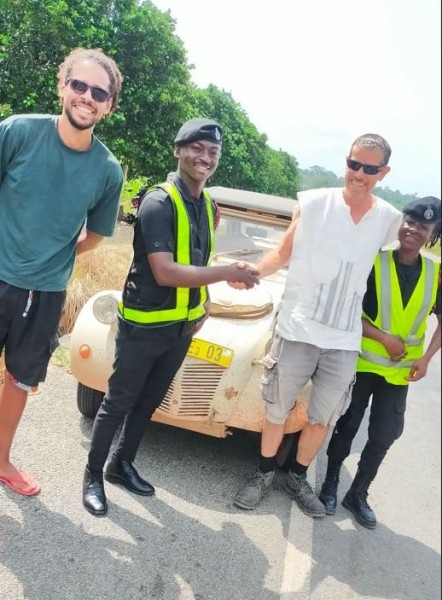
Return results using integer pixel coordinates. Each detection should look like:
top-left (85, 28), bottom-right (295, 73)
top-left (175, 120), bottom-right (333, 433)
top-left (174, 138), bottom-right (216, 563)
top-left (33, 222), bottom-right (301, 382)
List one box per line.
top-left (138, 188), bottom-right (176, 254)
top-left (86, 163), bottom-right (123, 236)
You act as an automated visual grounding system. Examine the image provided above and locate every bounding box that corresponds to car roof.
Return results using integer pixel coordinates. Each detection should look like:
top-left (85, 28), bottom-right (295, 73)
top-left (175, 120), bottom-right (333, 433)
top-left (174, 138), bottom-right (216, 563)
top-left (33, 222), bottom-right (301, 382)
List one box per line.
top-left (206, 186), bottom-right (297, 219)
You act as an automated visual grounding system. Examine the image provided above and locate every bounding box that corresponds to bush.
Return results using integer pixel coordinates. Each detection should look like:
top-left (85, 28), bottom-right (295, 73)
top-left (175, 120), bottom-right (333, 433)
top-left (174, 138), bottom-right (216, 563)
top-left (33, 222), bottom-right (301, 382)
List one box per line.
top-left (121, 176), bottom-right (150, 213)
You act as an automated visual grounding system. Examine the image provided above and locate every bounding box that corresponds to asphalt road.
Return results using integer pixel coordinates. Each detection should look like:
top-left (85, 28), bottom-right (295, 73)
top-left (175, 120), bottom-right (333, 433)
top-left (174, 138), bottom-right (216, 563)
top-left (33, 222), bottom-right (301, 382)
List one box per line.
top-left (0, 318), bottom-right (440, 600)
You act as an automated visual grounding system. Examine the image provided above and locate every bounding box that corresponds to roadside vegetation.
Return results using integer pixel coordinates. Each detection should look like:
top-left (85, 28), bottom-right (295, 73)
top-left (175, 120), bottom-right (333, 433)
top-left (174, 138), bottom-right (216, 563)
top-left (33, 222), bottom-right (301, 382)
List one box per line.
top-left (59, 241), bottom-right (132, 335)
top-left (1, 0), bottom-right (437, 359)
top-left (0, 1), bottom-right (299, 198)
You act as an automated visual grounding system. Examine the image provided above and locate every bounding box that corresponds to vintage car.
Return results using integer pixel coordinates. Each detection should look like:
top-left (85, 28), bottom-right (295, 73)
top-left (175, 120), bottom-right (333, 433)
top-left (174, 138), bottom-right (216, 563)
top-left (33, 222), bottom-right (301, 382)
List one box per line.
top-left (69, 186), bottom-right (309, 459)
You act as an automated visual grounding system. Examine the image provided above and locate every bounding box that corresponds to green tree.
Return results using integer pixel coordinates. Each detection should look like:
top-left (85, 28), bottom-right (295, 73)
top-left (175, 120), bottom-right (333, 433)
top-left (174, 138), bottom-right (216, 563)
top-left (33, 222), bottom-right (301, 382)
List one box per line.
top-left (0, 0), bottom-right (194, 179)
top-left (191, 85), bottom-right (268, 189)
top-left (299, 166), bottom-right (419, 209)
top-left (373, 185), bottom-right (419, 210)
top-left (257, 147), bottom-right (299, 198)
top-left (0, 0), bottom-right (299, 193)
top-left (191, 84), bottom-right (299, 196)
top-left (299, 165), bottom-right (344, 190)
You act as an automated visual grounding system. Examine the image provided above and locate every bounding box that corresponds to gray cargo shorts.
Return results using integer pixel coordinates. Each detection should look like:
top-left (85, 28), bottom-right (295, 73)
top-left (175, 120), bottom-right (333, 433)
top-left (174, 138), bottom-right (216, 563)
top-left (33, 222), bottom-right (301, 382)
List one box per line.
top-left (261, 334), bottom-right (358, 426)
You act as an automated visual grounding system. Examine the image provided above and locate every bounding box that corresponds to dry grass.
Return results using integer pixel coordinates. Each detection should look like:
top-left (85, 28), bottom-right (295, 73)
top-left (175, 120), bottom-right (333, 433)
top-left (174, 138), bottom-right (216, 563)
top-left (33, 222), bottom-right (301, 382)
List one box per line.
top-left (0, 355), bottom-right (4, 385)
top-left (59, 243), bottom-right (132, 335)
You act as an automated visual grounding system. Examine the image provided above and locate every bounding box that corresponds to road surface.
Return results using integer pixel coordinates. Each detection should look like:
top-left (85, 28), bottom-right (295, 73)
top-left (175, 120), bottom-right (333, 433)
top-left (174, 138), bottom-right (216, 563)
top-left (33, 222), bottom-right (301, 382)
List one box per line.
top-left (0, 318), bottom-right (440, 600)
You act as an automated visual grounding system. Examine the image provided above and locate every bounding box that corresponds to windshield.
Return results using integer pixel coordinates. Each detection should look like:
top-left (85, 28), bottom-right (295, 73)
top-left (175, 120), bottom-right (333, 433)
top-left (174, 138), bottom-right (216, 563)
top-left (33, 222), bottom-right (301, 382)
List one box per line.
top-left (214, 213), bottom-right (287, 265)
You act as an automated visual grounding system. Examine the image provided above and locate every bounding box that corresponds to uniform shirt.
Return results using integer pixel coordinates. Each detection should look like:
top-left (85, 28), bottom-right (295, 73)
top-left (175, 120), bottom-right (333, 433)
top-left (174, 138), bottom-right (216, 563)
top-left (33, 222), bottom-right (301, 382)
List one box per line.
top-left (123, 174), bottom-right (216, 323)
top-left (363, 251), bottom-right (442, 321)
top-left (0, 114), bottom-right (123, 291)
top-left (137, 173), bottom-right (214, 266)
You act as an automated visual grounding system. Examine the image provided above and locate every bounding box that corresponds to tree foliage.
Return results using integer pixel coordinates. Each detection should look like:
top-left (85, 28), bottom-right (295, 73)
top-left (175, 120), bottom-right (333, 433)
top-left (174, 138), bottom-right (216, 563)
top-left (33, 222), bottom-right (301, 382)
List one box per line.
top-left (299, 165), bottom-right (344, 190)
top-left (372, 186), bottom-right (419, 210)
top-left (1, 1), bottom-right (422, 203)
top-left (0, 0), bottom-right (196, 181)
top-left (192, 85), bottom-right (298, 197)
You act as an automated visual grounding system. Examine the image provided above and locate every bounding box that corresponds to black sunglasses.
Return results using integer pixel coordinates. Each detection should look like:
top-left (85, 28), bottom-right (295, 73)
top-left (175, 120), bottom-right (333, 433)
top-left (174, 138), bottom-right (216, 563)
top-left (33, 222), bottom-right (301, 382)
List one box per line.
top-left (66, 78), bottom-right (111, 103)
top-left (346, 158), bottom-right (385, 175)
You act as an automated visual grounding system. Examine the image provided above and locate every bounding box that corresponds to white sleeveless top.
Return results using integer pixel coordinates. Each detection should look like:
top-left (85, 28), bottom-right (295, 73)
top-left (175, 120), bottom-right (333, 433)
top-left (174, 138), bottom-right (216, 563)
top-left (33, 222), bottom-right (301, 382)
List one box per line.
top-left (277, 188), bottom-right (402, 350)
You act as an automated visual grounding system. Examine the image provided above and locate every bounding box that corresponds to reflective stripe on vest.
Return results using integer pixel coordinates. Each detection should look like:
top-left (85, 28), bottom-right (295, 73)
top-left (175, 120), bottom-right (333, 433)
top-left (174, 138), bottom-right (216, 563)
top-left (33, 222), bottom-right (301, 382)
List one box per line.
top-left (120, 183), bottom-right (215, 324)
top-left (358, 250), bottom-right (439, 384)
top-left (359, 350), bottom-right (415, 369)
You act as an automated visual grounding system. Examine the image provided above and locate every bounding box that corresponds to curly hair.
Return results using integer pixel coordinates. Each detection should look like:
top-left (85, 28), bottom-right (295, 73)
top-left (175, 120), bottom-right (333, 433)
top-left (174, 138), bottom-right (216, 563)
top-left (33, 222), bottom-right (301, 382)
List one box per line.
top-left (58, 48), bottom-right (123, 112)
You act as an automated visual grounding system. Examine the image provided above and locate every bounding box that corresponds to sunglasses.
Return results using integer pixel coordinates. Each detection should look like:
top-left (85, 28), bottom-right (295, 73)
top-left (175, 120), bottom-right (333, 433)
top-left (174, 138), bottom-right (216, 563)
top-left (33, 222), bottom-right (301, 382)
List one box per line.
top-left (66, 78), bottom-right (111, 103)
top-left (346, 158), bottom-right (385, 175)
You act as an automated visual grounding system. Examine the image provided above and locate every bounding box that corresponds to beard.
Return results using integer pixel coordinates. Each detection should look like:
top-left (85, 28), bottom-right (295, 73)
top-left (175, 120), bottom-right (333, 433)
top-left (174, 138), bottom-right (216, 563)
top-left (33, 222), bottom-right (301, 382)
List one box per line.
top-left (64, 104), bottom-right (96, 131)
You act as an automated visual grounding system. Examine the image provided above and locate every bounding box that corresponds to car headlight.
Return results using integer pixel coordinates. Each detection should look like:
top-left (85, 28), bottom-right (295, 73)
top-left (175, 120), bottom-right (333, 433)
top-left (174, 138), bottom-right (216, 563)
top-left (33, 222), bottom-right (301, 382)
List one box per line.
top-left (92, 294), bottom-right (119, 324)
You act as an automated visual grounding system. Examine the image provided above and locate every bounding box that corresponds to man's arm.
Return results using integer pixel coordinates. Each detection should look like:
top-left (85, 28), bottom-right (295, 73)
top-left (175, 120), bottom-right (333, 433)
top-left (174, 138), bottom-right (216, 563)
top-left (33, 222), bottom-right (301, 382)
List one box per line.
top-left (76, 229), bottom-right (104, 255)
top-left (255, 204), bottom-right (299, 278)
top-left (362, 318), bottom-right (407, 361)
top-left (406, 314), bottom-right (441, 382)
top-left (227, 204), bottom-right (299, 290)
top-left (148, 253), bottom-right (260, 289)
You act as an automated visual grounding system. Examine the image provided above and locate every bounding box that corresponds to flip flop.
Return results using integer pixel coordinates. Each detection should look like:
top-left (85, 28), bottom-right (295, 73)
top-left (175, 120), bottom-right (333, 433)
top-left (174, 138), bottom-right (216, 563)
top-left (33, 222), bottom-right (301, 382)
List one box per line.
top-left (0, 469), bottom-right (41, 496)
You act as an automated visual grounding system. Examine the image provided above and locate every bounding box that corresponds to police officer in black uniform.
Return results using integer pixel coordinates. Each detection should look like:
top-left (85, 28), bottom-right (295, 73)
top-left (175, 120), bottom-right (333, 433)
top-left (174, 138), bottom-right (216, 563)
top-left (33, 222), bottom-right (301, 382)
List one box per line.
top-left (83, 118), bottom-right (260, 516)
top-left (319, 196), bottom-right (441, 529)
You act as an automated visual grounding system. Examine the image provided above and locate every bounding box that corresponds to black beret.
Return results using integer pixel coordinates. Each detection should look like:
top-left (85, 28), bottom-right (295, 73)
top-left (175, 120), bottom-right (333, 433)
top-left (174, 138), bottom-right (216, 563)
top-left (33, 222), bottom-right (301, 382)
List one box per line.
top-left (174, 118), bottom-right (222, 146)
top-left (403, 196), bottom-right (441, 224)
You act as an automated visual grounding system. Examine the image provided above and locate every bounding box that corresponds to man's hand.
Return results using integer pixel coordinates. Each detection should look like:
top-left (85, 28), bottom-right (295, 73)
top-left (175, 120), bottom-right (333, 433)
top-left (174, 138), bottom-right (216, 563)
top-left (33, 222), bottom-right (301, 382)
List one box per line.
top-left (381, 333), bottom-right (407, 362)
top-left (405, 357), bottom-right (429, 382)
top-left (227, 261), bottom-right (260, 290)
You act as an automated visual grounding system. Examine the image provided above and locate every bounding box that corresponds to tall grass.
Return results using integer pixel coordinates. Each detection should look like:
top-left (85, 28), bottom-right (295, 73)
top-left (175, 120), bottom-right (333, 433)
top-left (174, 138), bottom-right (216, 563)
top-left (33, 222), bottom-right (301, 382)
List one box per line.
top-left (59, 243), bottom-right (132, 335)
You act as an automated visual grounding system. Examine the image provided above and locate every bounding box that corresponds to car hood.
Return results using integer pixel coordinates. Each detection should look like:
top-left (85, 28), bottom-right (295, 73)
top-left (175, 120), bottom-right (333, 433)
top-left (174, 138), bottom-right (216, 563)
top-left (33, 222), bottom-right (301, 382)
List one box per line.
top-left (196, 279), bottom-right (284, 350)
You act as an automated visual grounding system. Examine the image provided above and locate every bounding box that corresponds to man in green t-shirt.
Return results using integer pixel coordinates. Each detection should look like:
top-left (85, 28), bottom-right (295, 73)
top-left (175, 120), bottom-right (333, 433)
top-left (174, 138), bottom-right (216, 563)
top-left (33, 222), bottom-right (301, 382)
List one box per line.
top-left (0, 48), bottom-right (124, 497)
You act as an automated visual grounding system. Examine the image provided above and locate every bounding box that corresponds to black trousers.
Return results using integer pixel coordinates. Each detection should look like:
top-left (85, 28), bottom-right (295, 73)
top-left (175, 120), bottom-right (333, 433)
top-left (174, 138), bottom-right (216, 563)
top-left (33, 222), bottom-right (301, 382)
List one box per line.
top-left (326, 371), bottom-right (408, 479)
top-left (88, 318), bottom-right (194, 471)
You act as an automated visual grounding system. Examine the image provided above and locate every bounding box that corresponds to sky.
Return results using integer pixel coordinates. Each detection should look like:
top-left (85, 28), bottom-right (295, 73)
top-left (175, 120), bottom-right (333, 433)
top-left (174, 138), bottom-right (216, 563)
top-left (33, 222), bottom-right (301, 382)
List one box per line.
top-left (152, 0), bottom-right (441, 197)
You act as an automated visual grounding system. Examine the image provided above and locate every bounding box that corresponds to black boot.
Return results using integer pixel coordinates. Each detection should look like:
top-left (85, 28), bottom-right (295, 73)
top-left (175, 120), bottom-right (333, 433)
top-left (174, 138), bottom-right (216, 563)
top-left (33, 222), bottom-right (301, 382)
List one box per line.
top-left (105, 456), bottom-right (155, 496)
top-left (319, 461), bottom-right (342, 515)
top-left (342, 469), bottom-right (377, 529)
top-left (83, 466), bottom-right (107, 516)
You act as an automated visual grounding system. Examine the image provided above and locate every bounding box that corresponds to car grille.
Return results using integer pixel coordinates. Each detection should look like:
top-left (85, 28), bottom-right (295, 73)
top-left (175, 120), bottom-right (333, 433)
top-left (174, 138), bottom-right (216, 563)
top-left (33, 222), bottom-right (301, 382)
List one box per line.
top-left (157, 361), bottom-right (224, 419)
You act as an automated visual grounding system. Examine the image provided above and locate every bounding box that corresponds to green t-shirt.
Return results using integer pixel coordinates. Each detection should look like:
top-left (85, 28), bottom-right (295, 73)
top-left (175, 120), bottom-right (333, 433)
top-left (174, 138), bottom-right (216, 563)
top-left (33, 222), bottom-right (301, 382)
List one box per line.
top-left (0, 114), bottom-right (123, 291)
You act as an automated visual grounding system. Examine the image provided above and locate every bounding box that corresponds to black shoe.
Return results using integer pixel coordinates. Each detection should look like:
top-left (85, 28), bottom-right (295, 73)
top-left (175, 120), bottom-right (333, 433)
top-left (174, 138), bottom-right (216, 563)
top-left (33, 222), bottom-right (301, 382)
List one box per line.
top-left (83, 466), bottom-right (107, 516)
top-left (319, 480), bottom-right (339, 515)
top-left (342, 469), bottom-right (377, 529)
top-left (342, 490), bottom-right (377, 529)
top-left (105, 458), bottom-right (155, 496)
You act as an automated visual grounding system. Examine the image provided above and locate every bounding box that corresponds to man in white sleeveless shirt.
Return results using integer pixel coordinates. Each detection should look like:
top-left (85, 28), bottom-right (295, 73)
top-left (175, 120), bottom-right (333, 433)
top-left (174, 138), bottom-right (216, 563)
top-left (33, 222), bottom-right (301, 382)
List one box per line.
top-left (234, 133), bottom-right (403, 517)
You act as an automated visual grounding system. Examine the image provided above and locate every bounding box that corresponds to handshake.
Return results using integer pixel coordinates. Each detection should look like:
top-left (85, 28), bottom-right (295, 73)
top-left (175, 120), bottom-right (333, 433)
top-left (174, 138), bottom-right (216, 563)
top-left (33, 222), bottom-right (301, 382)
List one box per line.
top-left (226, 261), bottom-right (260, 290)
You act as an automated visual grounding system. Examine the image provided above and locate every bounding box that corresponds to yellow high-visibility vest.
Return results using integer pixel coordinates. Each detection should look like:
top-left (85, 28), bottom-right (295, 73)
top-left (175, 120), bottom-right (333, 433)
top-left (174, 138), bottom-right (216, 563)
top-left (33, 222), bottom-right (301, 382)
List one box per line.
top-left (120, 182), bottom-right (215, 324)
top-left (358, 249), bottom-right (439, 384)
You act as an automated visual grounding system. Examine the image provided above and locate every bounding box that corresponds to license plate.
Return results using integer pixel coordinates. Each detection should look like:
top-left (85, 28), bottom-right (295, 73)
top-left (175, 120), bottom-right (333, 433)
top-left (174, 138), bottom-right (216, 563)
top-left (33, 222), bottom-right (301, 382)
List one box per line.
top-left (187, 338), bottom-right (234, 368)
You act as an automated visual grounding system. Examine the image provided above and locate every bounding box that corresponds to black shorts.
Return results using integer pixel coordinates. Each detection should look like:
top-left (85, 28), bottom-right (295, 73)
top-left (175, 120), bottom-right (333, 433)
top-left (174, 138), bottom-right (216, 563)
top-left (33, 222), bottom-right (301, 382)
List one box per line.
top-left (0, 280), bottom-right (66, 387)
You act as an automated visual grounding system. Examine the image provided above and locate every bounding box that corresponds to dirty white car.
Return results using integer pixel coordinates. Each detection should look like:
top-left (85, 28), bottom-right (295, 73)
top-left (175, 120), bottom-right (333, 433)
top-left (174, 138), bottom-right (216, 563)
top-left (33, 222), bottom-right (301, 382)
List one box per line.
top-left (69, 186), bottom-right (308, 453)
